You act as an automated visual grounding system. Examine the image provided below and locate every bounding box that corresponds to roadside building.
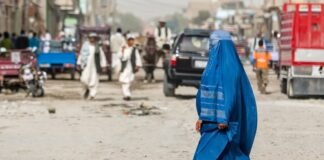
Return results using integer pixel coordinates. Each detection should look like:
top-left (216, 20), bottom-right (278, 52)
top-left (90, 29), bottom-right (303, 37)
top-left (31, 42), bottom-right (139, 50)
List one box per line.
top-left (83, 0), bottom-right (116, 26)
top-left (0, 0), bottom-right (18, 33)
top-left (0, 0), bottom-right (82, 38)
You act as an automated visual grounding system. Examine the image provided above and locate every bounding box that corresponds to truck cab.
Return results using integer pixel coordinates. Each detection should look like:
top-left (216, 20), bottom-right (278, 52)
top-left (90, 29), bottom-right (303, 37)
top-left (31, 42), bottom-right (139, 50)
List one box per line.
top-left (280, 3), bottom-right (324, 98)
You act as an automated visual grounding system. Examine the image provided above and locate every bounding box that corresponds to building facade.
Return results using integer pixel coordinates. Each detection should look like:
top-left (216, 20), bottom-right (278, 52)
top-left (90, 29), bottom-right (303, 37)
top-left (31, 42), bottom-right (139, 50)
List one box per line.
top-left (0, 0), bottom-right (19, 33)
top-left (84, 0), bottom-right (116, 26)
top-left (0, 0), bottom-right (81, 37)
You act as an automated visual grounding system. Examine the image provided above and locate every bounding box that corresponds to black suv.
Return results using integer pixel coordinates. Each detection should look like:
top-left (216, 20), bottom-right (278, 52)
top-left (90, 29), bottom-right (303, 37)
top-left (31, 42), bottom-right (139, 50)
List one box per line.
top-left (163, 29), bottom-right (211, 97)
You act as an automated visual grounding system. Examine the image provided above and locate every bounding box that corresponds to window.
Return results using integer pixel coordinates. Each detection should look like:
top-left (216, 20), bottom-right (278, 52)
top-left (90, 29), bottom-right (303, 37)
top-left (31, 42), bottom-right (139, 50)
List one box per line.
top-left (179, 36), bottom-right (209, 55)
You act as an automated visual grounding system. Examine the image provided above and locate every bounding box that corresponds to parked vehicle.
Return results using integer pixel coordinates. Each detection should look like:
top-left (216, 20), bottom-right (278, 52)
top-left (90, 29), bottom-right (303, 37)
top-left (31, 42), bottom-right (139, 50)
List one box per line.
top-left (279, 3), bottom-right (324, 98)
top-left (78, 26), bottom-right (112, 81)
top-left (163, 29), bottom-right (211, 97)
top-left (234, 38), bottom-right (249, 60)
top-left (0, 49), bottom-right (35, 92)
top-left (37, 40), bottom-right (77, 80)
top-left (21, 60), bottom-right (47, 97)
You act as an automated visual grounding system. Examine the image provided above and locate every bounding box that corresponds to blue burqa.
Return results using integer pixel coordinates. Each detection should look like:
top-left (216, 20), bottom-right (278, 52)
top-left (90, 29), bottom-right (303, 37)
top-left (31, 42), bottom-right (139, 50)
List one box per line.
top-left (194, 31), bottom-right (257, 160)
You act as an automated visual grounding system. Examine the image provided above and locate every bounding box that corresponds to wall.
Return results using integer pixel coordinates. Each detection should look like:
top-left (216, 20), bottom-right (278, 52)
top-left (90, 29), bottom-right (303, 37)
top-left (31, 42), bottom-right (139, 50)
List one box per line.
top-left (0, 0), bottom-right (18, 33)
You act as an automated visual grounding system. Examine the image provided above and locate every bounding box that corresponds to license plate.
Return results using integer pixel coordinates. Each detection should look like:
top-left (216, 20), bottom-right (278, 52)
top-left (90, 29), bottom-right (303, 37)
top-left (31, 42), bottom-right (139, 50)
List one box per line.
top-left (194, 60), bottom-right (207, 68)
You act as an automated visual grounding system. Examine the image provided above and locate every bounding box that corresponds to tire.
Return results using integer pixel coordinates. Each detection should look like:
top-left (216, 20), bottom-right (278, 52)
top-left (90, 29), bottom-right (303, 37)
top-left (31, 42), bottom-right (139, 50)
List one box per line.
top-left (287, 80), bottom-right (295, 99)
top-left (108, 68), bottom-right (112, 81)
top-left (51, 72), bottom-right (56, 79)
top-left (71, 69), bottom-right (76, 80)
top-left (280, 78), bottom-right (287, 94)
top-left (163, 76), bottom-right (175, 97)
top-left (32, 86), bottom-right (44, 97)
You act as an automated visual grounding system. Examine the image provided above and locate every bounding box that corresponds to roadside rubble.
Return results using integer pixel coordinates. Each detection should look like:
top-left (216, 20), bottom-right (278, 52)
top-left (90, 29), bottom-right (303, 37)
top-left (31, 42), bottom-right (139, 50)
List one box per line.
top-left (123, 102), bottom-right (161, 116)
top-left (100, 102), bottom-right (162, 116)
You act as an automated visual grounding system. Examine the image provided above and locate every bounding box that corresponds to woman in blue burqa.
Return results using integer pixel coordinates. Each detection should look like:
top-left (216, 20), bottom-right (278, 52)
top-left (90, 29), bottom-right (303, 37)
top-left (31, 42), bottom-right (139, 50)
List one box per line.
top-left (194, 30), bottom-right (257, 160)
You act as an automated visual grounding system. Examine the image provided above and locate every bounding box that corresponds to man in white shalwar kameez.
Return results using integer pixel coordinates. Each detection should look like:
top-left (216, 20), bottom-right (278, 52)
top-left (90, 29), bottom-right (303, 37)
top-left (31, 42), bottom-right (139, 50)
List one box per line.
top-left (118, 35), bottom-right (142, 101)
top-left (154, 20), bottom-right (172, 49)
top-left (111, 28), bottom-right (126, 74)
top-left (77, 33), bottom-right (107, 100)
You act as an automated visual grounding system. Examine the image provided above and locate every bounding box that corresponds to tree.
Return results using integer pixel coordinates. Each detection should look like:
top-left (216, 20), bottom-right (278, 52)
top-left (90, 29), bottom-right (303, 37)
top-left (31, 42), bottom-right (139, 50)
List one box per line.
top-left (166, 13), bottom-right (188, 33)
top-left (192, 10), bottom-right (211, 26)
top-left (115, 13), bottom-right (143, 33)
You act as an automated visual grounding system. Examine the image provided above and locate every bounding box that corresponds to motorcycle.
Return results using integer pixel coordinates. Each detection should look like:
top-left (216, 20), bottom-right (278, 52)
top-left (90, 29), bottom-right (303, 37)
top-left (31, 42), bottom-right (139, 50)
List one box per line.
top-left (21, 60), bottom-right (47, 97)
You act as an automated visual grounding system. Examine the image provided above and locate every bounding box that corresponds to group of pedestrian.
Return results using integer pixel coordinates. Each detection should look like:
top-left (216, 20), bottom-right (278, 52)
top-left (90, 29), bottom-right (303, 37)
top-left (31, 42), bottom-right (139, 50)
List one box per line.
top-left (78, 20), bottom-right (173, 101)
top-left (77, 29), bottom-right (142, 101)
top-left (0, 30), bottom-right (42, 52)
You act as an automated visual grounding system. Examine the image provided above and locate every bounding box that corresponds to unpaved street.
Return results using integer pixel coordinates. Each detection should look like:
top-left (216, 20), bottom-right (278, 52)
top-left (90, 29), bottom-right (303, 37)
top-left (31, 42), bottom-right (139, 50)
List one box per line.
top-left (0, 66), bottom-right (324, 160)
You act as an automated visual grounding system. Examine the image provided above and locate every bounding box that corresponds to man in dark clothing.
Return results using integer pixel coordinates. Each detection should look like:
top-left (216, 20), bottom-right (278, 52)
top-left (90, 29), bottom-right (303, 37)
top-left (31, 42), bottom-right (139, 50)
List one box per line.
top-left (15, 30), bottom-right (29, 49)
top-left (11, 33), bottom-right (17, 49)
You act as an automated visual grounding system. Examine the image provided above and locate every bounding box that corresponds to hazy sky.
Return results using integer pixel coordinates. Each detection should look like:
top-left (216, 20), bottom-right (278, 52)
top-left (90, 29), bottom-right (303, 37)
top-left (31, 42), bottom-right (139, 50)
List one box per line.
top-left (117, 0), bottom-right (188, 20)
top-left (117, 0), bottom-right (264, 20)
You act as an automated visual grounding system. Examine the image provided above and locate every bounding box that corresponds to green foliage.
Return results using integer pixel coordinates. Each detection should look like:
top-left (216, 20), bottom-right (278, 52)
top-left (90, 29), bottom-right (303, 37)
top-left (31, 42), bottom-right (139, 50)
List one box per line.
top-left (192, 10), bottom-right (211, 26)
top-left (115, 12), bottom-right (143, 32)
top-left (166, 13), bottom-right (188, 33)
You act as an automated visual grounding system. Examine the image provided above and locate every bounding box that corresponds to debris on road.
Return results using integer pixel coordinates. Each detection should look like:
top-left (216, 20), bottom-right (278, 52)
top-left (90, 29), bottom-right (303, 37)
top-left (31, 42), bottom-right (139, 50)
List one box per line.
top-left (102, 103), bottom-right (134, 108)
top-left (48, 107), bottom-right (56, 114)
top-left (123, 102), bottom-right (161, 116)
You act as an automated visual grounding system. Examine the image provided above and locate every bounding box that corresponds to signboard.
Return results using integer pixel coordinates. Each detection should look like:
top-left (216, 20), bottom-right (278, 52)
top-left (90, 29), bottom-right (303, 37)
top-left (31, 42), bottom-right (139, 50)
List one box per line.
top-left (11, 51), bottom-right (21, 64)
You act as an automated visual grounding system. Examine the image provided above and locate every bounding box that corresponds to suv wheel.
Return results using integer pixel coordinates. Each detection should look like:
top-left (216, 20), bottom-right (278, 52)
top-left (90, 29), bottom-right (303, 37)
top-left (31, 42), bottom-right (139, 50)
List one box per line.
top-left (280, 78), bottom-right (287, 94)
top-left (163, 76), bottom-right (175, 97)
top-left (287, 80), bottom-right (295, 99)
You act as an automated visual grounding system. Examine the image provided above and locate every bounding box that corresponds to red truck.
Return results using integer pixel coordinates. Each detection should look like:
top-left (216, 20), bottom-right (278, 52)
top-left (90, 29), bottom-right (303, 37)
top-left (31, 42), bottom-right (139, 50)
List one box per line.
top-left (0, 50), bottom-right (35, 92)
top-left (280, 3), bottom-right (324, 98)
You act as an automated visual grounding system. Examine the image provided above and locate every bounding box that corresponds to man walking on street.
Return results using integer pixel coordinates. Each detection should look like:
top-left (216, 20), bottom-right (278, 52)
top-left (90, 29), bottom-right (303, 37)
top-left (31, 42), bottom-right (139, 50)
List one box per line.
top-left (254, 39), bottom-right (271, 94)
top-left (111, 28), bottom-right (126, 75)
top-left (118, 35), bottom-right (142, 101)
top-left (77, 33), bottom-right (107, 100)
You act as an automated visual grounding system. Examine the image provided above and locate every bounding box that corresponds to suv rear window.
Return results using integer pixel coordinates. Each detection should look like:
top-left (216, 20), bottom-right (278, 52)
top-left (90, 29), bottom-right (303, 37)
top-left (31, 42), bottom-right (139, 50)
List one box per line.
top-left (179, 36), bottom-right (209, 55)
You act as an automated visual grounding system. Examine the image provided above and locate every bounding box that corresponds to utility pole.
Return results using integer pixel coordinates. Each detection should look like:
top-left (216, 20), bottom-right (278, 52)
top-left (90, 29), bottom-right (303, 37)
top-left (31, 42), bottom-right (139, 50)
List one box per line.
top-left (22, 0), bottom-right (27, 31)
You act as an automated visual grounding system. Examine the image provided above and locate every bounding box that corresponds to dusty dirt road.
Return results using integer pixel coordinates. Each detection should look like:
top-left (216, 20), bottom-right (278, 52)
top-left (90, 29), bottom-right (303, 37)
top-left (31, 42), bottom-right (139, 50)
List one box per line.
top-left (0, 66), bottom-right (323, 160)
